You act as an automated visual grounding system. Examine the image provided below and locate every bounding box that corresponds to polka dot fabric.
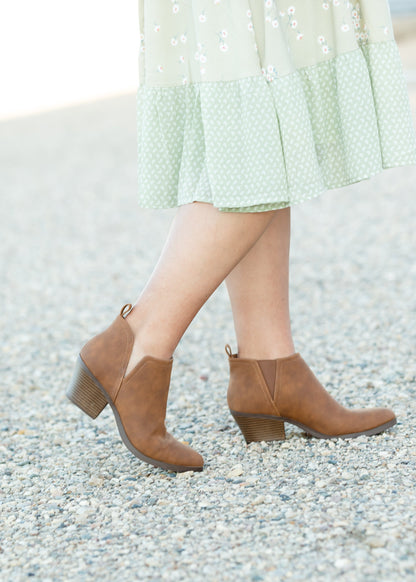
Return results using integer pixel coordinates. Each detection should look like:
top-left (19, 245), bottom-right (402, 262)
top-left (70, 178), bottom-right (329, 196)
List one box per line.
top-left (137, 1), bottom-right (416, 213)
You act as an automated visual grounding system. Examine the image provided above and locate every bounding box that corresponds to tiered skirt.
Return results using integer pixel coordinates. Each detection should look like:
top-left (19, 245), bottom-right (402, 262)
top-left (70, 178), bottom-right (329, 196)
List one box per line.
top-left (137, 0), bottom-right (416, 212)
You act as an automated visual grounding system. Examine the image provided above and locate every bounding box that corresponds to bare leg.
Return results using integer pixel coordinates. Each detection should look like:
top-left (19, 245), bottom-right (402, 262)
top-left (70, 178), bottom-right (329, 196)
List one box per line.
top-left (125, 202), bottom-right (277, 374)
top-left (225, 207), bottom-right (295, 359)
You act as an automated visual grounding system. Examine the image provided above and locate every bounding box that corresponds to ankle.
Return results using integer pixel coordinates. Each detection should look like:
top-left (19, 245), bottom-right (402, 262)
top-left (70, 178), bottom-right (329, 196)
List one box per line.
top-left (236, 341), bottom-right (296, 360)
top-left (131, 336), bottom-right (173, 362)
top-left (124, 309), bottom-right (175, 363)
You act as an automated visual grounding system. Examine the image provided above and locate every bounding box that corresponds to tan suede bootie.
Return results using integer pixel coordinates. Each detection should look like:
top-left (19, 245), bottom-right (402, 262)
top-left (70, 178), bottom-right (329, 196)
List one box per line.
top-left (66, 304), bottom-right (203, 472)
top-left (225, 345), bottom-right (396, 442)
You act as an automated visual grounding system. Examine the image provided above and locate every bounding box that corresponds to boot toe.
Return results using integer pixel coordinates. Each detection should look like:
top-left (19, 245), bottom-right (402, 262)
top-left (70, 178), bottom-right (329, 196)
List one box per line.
top-left (183, 446), bottom-right (204, 470)
top-left (153, 433), bottom-right (204, 471)
top-left (350, 406), bottom-right (397, 436)
top-left (172, 440), bottom-right (204, 471)
top-left (373, 407), bottom-right (396, 427)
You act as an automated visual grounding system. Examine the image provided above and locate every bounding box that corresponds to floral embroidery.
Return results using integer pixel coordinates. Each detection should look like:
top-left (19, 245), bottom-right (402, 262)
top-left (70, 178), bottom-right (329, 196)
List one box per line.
top-left (318, 34), bottom-right (331, 55)
top-left (261, 63), bottom-right (278, 83)
top-left (171, 0), bottom-right (179, 14)
top-left (278, 4), bottom-right (304, 40)
top-left (194, 42), bottom-right (208, 75)
top-left (142, 1), bottom-right (393, 84)
top-left (247, 9), bottom-right (255, 33)
top-left (217, 29), bottom-right (229, 52)
top-left (350, 3), bottom-right (369, 42)
top-left (264, 0), bottom-right (279, 31)
top-left (137, 1), bottom-right (416, 215)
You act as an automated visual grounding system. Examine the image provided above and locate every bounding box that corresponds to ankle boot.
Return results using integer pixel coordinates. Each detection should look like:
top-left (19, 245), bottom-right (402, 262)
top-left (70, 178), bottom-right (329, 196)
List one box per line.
top-left (66, 304), bottom-right (204, 472)
top-left (225, 345), bottom-right (396, 443)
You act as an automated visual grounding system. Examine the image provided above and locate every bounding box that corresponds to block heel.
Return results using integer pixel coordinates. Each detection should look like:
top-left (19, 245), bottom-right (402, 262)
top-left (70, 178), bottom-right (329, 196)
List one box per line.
top-left (66, 356), bottom-right (108, 419)
top-left (226, 344), bottom-right (396, 442)
top-left (230, 411), bottom-right (286, 444)
top-left (66, 305), bottom-right (204, 471)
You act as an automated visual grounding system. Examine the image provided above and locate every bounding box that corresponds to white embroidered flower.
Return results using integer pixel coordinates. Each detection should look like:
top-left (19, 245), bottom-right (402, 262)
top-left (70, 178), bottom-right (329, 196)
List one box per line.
top-left (265, 0), bottom-right (273, 7)
top-left (220, 29), bottom-right (228, 38)
top-left (171, 37), bottom-right (178, 46)
top-left (272, 19), bottom-right (279, 28)
top-left (171, 1), bottom-right (179, 14)
top-left (219, 43), bottom-right (229, 52)
top-left (341, 24), bottom-right (349, 32)
top-left (154, 24), bottom-right (160, 32)
top-left (322, 45), bottom-right (329, 54)
top-left (291, 20), bottom-right (298, 28)
top-left (180, 34), bottom-right (187, 43)
top-left (318, 35), bottom-right (325, 44)
top-left (199, 13), bottom-right (207, 23)
top-left (297, 32), bottom-right (304, 40)
top-left (157, 65), bottom-right (163, 72)
top-left (248, 22), bottom-right (254, 32)
top-left (287, 6), bottom-right (295, 15)
top-left (247, 10), bottom-right (252, 18)
top-left (263, 64), bottom-right (278, 83)
top-left (322, 3), bottom-right (329, 9)
top-left (383, 26), bottom-right (389, 35)
top-left (179, 55), bottom-right (185, 63)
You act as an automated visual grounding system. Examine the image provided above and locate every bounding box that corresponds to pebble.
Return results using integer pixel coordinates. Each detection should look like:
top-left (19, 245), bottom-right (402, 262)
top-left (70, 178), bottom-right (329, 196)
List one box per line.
top-left (176, 471), bottom-right (194, 480)
top-left (227, 464), bottom-right (244, 478)
top-left (367, 536), bottom-right (387, 549)
top-left (1, 88), bottom-right (416, 582)
top-left (335, 558), bottom-right (352, 570)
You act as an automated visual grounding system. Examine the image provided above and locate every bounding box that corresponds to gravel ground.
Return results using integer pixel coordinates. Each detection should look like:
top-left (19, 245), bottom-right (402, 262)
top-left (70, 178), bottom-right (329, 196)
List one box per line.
top-left (1, 87), bottom-right (416, 582)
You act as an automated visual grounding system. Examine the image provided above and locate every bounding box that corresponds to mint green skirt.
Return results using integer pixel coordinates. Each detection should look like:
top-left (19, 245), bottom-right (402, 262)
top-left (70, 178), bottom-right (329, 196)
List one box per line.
top-left (137, 0), bottom-right (416, 212)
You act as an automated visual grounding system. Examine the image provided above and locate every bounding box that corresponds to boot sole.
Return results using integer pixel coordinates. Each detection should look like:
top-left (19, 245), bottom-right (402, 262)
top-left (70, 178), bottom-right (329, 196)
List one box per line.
top-left (230, 409), bottom-right (397, 443)
top-left (66, 355), bottom-right (203, 473)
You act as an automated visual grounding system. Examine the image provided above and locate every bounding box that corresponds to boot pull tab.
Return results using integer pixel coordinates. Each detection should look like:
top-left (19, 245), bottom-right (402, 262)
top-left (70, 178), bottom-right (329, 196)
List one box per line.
top-left (120, 303), bottom-right (133, 318)
top-left (225, 344), bottom-right (233, 357)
